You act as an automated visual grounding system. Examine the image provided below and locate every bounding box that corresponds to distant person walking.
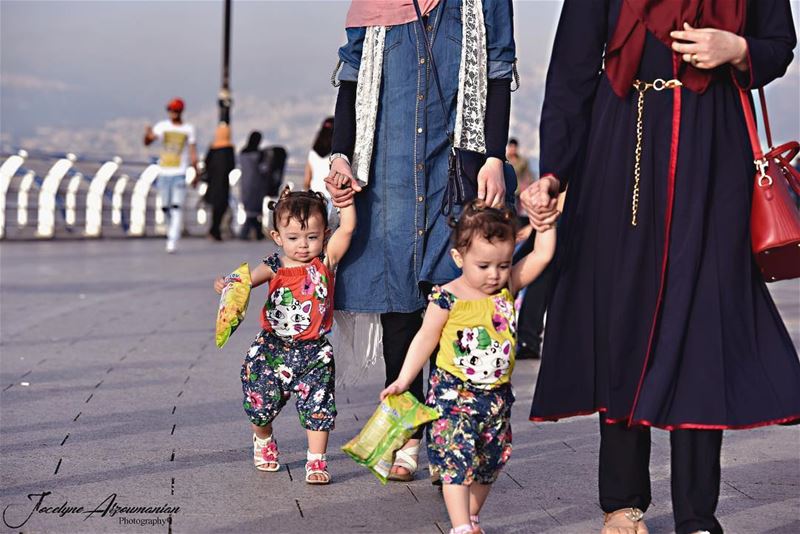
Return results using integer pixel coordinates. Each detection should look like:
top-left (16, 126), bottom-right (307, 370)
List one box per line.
top-left (238, 131), bottom-right (266, 240)
top-left (203, 124), bottom-right (235, 241)
top-left (506, 138), bottom-right (534, 225)
top-left (304, 117), bottom-right (336, 225)
top-left (144, 98), bottom-right (198, 253)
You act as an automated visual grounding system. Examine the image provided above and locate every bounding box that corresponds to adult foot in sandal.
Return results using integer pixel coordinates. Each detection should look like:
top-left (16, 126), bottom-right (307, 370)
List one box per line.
top-left (601, 508), bottom-right (649, 534)
top-left (253, 434), bottom-right (280, 472)
top-left (388, 442), bottom-right (420, 482)
top-left (305, 451), bottom-right (331, 485)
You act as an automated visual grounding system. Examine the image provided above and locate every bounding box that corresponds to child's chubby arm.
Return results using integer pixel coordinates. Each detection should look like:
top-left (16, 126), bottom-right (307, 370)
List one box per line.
top-left (324, 175), bottom-right (357, 270)
top-left (379, 302), bottom-right (449, 400)
top-left (213, 263), bottom-right (274, 294)
top-left (510, 226), bottom-right (556, 293)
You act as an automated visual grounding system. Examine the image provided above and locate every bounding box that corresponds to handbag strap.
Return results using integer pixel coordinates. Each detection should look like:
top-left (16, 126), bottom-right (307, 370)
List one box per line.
top-left (411, 0), bottom-right (454, 143)
top-left (738, 89), bottom-right (765, 162)
top-left (757, 87), bottom-right (773, 149)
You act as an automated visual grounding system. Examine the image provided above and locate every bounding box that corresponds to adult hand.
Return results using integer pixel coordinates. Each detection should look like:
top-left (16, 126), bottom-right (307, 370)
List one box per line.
top-left (670, 22), bottom-right (748, 71)
top-left (325, 158), bottom-right (361, 208)
top-left (478, 157), bottom-right (506, 208)
top-left (521, 175), bottom-right (560, 232)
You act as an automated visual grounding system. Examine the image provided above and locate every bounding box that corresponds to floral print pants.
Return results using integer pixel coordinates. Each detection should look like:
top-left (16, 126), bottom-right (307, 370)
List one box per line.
top-left (426, 368), bottom-right (514, 485)
top-left (241, 331), bottom-right (336, 431)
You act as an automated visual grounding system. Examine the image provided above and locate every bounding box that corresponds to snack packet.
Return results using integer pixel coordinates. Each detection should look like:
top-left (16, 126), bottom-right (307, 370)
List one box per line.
top-left (342, 392), bottom-right (440, 484)
top-left (215, 263), bottom-right (251, 348)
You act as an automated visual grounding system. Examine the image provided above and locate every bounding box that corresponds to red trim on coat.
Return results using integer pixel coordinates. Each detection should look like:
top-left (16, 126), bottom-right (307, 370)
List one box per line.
top-left (530, 409), bottom-right (800, 430)
top-left (627, 55), bottom-right (683, 426)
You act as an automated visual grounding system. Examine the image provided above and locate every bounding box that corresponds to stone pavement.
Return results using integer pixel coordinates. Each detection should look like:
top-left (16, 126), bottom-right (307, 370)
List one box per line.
top-left (1, 238), bottom-right (798, 534)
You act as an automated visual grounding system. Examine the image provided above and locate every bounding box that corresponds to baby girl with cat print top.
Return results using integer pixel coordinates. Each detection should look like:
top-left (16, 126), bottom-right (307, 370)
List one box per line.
top-left (214, 184), bottom-right (355, 485)
top-left (381, 201), bottom-right (555, 534)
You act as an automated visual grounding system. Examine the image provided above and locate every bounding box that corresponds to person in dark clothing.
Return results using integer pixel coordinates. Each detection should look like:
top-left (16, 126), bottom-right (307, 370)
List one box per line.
top-left (203, 124), bottom-right (234, 241)
top-left (238, 131), bottom-right (266, 240)
top-left (524, 1), bottom-right (800, 533)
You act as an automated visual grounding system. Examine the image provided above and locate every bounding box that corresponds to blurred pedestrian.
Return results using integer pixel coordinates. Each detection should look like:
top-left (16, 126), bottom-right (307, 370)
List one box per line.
top-left (506, 138), bottom-right (534, 225)
top-left (304, 117), bottom-right (337, 225)
top-left (144, 97), bottom-right (198, 253)
top-left (238, 131), bottom-right (266, 240)
top-left (203, 124), bottom-right (235, 241)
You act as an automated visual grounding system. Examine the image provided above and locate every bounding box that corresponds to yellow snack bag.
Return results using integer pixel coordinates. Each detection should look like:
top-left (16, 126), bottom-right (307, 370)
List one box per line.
top-left (342, 392), bottom-right (440, 484)
top-left (215, 263), bottom-right (251, 348)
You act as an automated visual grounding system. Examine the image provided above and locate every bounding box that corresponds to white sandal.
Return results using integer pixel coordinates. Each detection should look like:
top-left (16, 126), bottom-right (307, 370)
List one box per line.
top-left (253, 434), bottom-right (280, 472)
top-left (305, 451), bottom-right (331, 485)
top-left (601, 508), bottom-right (649, 534)
top-left (470, 515), bottom-right (485, 534)
top-left (387, 444), bottom-right (419, 482)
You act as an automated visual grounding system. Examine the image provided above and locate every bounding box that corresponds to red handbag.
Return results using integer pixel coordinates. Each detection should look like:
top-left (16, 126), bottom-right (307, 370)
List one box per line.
top-left (738, 88), bottom-right (800, 282)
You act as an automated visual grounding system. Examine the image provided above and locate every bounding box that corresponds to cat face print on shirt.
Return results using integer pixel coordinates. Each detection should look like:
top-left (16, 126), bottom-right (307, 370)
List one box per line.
top-left (453, 326), bottom-right (511, 385)
top-left (267, 287), bottom-right (313, 338)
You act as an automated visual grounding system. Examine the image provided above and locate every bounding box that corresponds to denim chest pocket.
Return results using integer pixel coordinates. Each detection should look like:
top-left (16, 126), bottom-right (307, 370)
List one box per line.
top-left (445, 6), bottom-right (463, 45)
top-left (384, 25), bottom-right (405, 54)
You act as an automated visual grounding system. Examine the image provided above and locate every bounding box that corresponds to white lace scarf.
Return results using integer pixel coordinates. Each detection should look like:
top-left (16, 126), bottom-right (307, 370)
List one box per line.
top-left (350, 0), bottom-right (487, 186)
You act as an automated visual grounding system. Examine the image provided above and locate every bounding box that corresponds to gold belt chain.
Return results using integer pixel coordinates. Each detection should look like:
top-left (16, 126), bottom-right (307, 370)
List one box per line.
top-left (630, 78), bottom-right (683, 226)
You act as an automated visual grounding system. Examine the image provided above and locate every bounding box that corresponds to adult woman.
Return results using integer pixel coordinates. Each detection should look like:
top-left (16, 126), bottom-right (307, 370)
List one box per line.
top-left (203, 124), bottom-right (234, 241)
top-left (327, 0), bottom-right (516, 481)
top-left (523, 1), bottom-right (800, 533)
top-left (304, 117), bottom-right (335, 196)
top-left (238, 131), bottom-right (266, 240)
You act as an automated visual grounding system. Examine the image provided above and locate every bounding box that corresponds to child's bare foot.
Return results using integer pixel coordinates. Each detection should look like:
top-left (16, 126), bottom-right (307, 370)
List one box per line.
top-left (253, 434), bottom-right (280, 472)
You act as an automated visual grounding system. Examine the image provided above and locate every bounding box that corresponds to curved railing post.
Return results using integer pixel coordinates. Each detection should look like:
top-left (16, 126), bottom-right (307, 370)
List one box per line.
top-left (0, 149), bottom-right (28, 239)
top-left (129, 164), bottom-right (161, 236)
top-left (65, 172), bottom-right (84, 227)
top-left (16, 170), bottom-right (36, 228)
top-left (111, 174), bottom-right (129, 227)
top-left (36, 153), bottom-right (76, 238)
top-left (84, 156), bottom-right (122, 237)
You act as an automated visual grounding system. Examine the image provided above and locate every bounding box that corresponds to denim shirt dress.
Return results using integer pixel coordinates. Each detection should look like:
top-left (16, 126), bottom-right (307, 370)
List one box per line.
top-left (334, 0), bottom-right (515, 313)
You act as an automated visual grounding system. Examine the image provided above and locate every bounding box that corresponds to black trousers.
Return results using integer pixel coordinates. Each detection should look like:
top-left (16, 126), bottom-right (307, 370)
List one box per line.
top-left (209, 204), bottom-right (228, 240)
top-left (513, 231), bottom-right (552, 356)
top-left (599, 416), bottom-right (724, 534)
top-left (380, 310), bottom-right (436, 440)
top-left (239, 216), bottom-right (264, 240)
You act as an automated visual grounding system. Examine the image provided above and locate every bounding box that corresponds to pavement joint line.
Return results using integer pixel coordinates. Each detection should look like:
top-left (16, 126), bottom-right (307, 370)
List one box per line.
top-left (94, 380), bottom-right (103, 389)
top-left (724, 481), bottom-right (755, 500)
top-left (177, 391), bottom-right (183, 398)
top-left (172, 406), bottom-right (177, 414)
top-left (60, 433), bottom-right (69, 446)
top-left (73, 412), bottom-right (81, 422)
top-left (562, 440), bottom-right (577, 452)
top-left (170, 449), bottom-right (175, 462)
top-left (434, 521), bottom-right (445, 533)
top-left (540, 504), bottom-right (562, 526)
top-left (294, 498), bottom-right (304, 519)
top-left (119, 354), bottom-right (127, 361)
top-left (20, 370), bottom-right (31, 378)
top-left (37, 358), bottom-right (47, 365)
top-left (286, 464), bottom-right (293, 482)
top-left (188, 363), bottom-right (195, 370)
top-left (183, 376), bottom-right (190, 384)
top-left (106, 366), bottom-right (113, 374)
top-left (3, 383), bottom-right (12, 392)
top-left (85, 393), bottom-right (93, 403)
top-left (406, 484), bottom-right (420, 503)
top-left (505, 471), bottom-right (524, 489)
top-left (171, 424), bottom-right (176, 436)
top-left (53, 458), bottom-right (62, 475)
top-left (353, 414), bottom-right (359, 422)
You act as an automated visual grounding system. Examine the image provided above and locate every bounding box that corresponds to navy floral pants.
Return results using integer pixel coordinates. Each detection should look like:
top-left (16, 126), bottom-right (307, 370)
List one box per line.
top-left (241, 331), bottom-right (336, 431)
top-left (426, 368), bottom-right (514, 485)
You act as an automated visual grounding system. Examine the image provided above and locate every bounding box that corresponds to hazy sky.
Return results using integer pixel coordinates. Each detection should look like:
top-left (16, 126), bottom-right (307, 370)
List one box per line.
top-left (1, 1), bottom-right (799, 163)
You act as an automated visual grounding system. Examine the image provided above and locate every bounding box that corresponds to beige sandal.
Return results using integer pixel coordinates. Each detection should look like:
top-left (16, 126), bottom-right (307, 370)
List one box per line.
top-left (305, 452), bottom-right (331, 485)
top-left (387, 444), bottom-right (419, 482)
top-left (253, 434), bottom-right (280, 472)
top-left (601, 508), bottom-right (649, 534)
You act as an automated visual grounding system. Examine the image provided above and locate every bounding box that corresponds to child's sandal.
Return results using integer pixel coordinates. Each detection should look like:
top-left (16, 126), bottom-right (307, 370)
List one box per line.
top-left (253, 434), bottom-right (280, 472)
top-left (470, 515), bottom-right (485, 534)
top-left (305, 452), bottom-right (331, 485)
top-left (387, 444), bottom-right (419, 482)
top-left (449, 525), bottom-right (475, 534)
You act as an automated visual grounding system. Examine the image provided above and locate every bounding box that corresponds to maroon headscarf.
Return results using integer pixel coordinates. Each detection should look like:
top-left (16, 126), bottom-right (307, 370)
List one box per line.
top-left (605, 0), bottom-right (746, 97)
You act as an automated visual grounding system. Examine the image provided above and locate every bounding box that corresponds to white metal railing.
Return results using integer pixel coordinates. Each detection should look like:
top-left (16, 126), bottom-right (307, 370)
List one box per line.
top-left (111, 174), bottom-right (129, 226)
top-left (36, 153), bottom-right (76, 237)
top-left (0, 150), bottom-right (27, 238)
top-left (84, 157), bottom-right (122, 237)
top-left (16, 170), bottom-right (37, 228)
top-left (128, 164), bottom-right (161, 236)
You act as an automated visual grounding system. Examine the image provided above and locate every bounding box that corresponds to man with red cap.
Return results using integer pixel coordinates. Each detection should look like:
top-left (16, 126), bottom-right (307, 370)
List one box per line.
top-left (144, 98), bottom-right (198, 253)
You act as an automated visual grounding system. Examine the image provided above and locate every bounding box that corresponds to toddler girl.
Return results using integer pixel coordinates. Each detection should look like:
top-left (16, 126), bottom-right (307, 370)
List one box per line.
top-left (215, 183), bottom-right (355, 484)
top-left (381, 201), bottom-right (556, 532)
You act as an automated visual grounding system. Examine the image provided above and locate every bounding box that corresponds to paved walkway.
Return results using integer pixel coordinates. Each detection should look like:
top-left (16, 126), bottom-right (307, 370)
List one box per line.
top-left (1, 238), bottom-right (798, 533)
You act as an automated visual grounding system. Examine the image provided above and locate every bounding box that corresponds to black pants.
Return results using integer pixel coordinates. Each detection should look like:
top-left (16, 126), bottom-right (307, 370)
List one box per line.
top-left (380, 310), bottom-right (436, 440)
top-left (599, 416), bottom-right (723, 534)
top-left (239, 216), bottom-right (264, 240)
top-left (209, 204), bottom-right (228, 240)
top-left (513, 232), bottom-right (552, 356)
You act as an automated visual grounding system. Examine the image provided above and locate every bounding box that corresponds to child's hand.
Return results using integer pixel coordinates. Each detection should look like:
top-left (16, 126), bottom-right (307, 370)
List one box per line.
top-left (213, 276), bottom-right (225, 294)
top-left (379, 380), bottom-right (408, 401)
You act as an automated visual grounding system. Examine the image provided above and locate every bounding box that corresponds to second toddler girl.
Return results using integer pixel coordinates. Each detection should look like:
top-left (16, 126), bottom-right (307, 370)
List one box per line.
top-left (215, 183), bottom-right (355, 484)
top-left (381, 201), bottom-right (556, 533)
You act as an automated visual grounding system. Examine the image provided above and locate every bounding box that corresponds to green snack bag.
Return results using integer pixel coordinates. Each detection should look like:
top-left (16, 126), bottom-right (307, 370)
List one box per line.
top-left (342, 392), bottom-right (440, 484)
top-left (215, 263), bottom-right (251, 348)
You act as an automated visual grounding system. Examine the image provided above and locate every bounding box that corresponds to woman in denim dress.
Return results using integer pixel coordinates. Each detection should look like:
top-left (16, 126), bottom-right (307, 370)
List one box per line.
top-left (327, 0), bottom-right (516, 481)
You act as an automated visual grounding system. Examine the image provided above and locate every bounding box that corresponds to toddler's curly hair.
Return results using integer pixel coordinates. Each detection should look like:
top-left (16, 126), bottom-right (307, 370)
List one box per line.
top-left (450, 200), bottom-right (516, 253)
top-left (268, 186), bottom-right (329, 230)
